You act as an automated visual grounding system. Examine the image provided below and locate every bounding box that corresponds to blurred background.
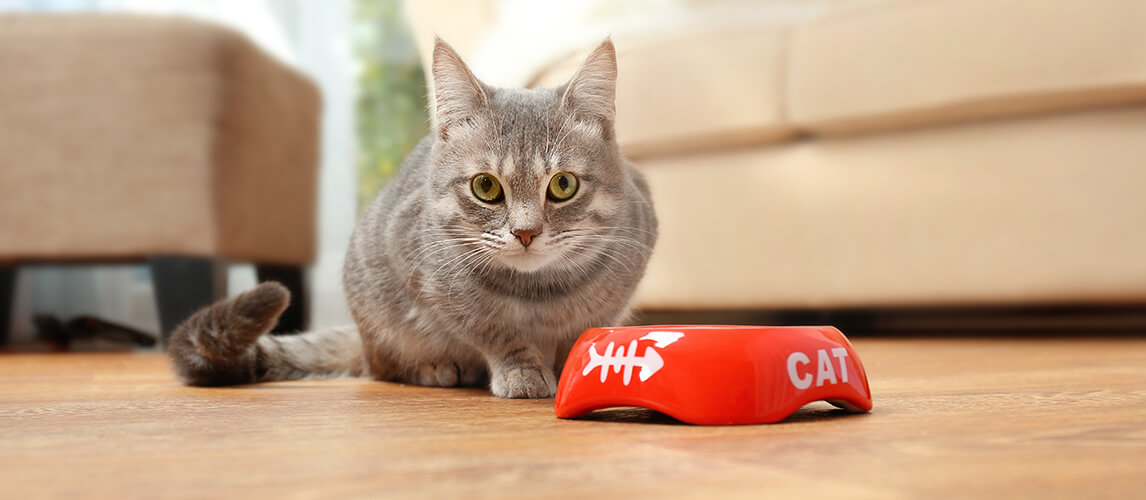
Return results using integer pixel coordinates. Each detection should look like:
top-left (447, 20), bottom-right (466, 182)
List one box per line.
top-left (2, 0), bottom-right (1145, 351)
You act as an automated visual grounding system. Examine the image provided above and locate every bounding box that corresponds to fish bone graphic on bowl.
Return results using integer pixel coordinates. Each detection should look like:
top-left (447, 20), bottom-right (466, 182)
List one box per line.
top-left (581, 331), bottom-right (685, 385)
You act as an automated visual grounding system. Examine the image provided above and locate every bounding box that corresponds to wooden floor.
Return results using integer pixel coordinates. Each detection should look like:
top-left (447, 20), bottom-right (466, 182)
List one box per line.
top-left (1, 337), bottom-right (1144, 499)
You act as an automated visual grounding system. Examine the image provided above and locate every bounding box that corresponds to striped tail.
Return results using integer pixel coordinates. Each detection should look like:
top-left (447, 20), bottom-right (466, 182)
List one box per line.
top-left (167, 282), bottom-right (366, 386)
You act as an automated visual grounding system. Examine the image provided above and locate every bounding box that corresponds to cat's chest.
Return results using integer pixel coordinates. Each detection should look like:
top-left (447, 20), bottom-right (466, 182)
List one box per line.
top-left (446, 283), bottom-right (614, 337)
top-left (484, 291), bottom-right (581, 326)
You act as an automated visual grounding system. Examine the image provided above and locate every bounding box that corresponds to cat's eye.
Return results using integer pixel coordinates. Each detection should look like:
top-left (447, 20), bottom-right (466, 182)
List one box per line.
top-left (547, 172), bottom-right (579, 201)
top-left (471, 173), bottom-right (504, 203)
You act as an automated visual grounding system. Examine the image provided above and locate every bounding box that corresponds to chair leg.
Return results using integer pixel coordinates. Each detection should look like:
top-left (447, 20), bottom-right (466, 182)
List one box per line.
top-left (0, 265), bottom-right (15, 345)
top-left (148, 256), bottom-right (226, 341)
top-left (255, 264), bottom-right (308, 334)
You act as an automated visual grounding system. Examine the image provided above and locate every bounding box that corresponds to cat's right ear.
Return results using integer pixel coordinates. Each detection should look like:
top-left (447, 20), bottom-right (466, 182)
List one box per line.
top-left (431, 38), bottom-right (490, 141)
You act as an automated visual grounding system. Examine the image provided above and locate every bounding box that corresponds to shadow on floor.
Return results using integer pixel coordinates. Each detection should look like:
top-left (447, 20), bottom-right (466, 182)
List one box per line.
top-left (567, 401), bottom-right (866, 426)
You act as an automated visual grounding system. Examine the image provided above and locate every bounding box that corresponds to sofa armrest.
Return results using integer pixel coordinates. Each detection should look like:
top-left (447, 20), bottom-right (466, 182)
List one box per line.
top-left (402, 0), bottom-right (500, 81)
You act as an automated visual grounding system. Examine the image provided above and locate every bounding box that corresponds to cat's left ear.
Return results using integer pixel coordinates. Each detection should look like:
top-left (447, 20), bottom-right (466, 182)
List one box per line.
top-left (560, 39), bottom-right (617, 127)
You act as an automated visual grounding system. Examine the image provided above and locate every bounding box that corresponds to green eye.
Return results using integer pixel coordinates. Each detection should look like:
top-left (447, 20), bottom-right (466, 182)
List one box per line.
top-left (471, 173), bottom-right (503, 203)
top-left (547, 172), bottom-right (579, 201)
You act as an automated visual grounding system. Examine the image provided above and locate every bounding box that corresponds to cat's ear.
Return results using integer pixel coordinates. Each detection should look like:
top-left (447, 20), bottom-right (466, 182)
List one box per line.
top-left (431, 37), bottom-right (490, 140)
top-left (560, 39), bottom-right (618, 127)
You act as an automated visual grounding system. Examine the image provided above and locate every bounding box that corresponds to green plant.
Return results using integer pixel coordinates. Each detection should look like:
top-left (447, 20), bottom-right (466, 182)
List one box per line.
top-left (354, 0), bottom-right (430, 212)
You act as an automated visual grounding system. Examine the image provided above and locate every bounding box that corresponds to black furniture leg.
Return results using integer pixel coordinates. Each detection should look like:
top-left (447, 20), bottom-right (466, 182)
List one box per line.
top-left (0, 265), bottom-right (15, 345)
top-left (149, 256), bottom-right (226, 341)
top-left (255, 264), bottom-right (308, 334)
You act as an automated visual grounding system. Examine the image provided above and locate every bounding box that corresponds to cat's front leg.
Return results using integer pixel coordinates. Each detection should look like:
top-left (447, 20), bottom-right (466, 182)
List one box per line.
top-left (478, 338), bottom-right (557, 398)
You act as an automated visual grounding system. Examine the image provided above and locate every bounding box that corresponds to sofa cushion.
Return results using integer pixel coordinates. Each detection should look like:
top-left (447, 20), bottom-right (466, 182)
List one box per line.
top-left (533, 26), bottom-right (796, 159)
top-left (635, 107), bottom-right (1146, 309)
top-left (789, 0), bottom-right (1146, 134)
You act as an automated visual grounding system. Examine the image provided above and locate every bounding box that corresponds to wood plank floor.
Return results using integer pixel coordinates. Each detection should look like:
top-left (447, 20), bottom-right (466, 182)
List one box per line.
top-left (1, 337), bottom-right (1144, 499)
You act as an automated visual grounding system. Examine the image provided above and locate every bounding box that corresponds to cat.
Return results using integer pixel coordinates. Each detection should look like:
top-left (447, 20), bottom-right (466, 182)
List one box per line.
top-left (167, 38), bottom-right (657, 398)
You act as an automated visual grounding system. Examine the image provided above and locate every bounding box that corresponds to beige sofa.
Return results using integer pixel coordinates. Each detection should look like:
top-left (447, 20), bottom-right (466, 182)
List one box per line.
top-left (409, 0), bottom-right (1146, 313)
top-left (0, 15), bottom-right (321, 340)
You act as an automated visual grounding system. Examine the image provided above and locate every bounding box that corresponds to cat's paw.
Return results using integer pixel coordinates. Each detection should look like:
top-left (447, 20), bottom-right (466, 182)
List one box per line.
top-left (490, 365), bottom-right (557, 399)
top-left (408, 360), bottom-right (488, 387)
top-left (411, 362), bottom-right (460, 387)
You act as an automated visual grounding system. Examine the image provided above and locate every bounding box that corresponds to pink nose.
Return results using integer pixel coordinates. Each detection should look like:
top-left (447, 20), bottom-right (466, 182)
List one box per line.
top-left (513, 229), bottom-right (540, 247)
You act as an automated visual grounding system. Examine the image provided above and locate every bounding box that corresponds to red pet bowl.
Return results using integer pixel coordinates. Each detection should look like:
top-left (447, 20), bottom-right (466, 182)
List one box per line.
top-left (554, 325), bottom-right (872, 425)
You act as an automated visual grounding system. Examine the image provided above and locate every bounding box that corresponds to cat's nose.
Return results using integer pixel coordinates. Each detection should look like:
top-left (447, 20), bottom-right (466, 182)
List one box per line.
top-left (513, 229), bottom-right (540, 247)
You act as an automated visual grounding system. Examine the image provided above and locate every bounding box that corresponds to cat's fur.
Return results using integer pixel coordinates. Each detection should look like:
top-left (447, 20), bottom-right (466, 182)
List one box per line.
top-left (167, 39), bottom-right (657, 398)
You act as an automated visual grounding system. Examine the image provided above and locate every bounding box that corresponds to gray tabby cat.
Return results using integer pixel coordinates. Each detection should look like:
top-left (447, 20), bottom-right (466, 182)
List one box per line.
top-left (167, 39), bottom-right (657, 398)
